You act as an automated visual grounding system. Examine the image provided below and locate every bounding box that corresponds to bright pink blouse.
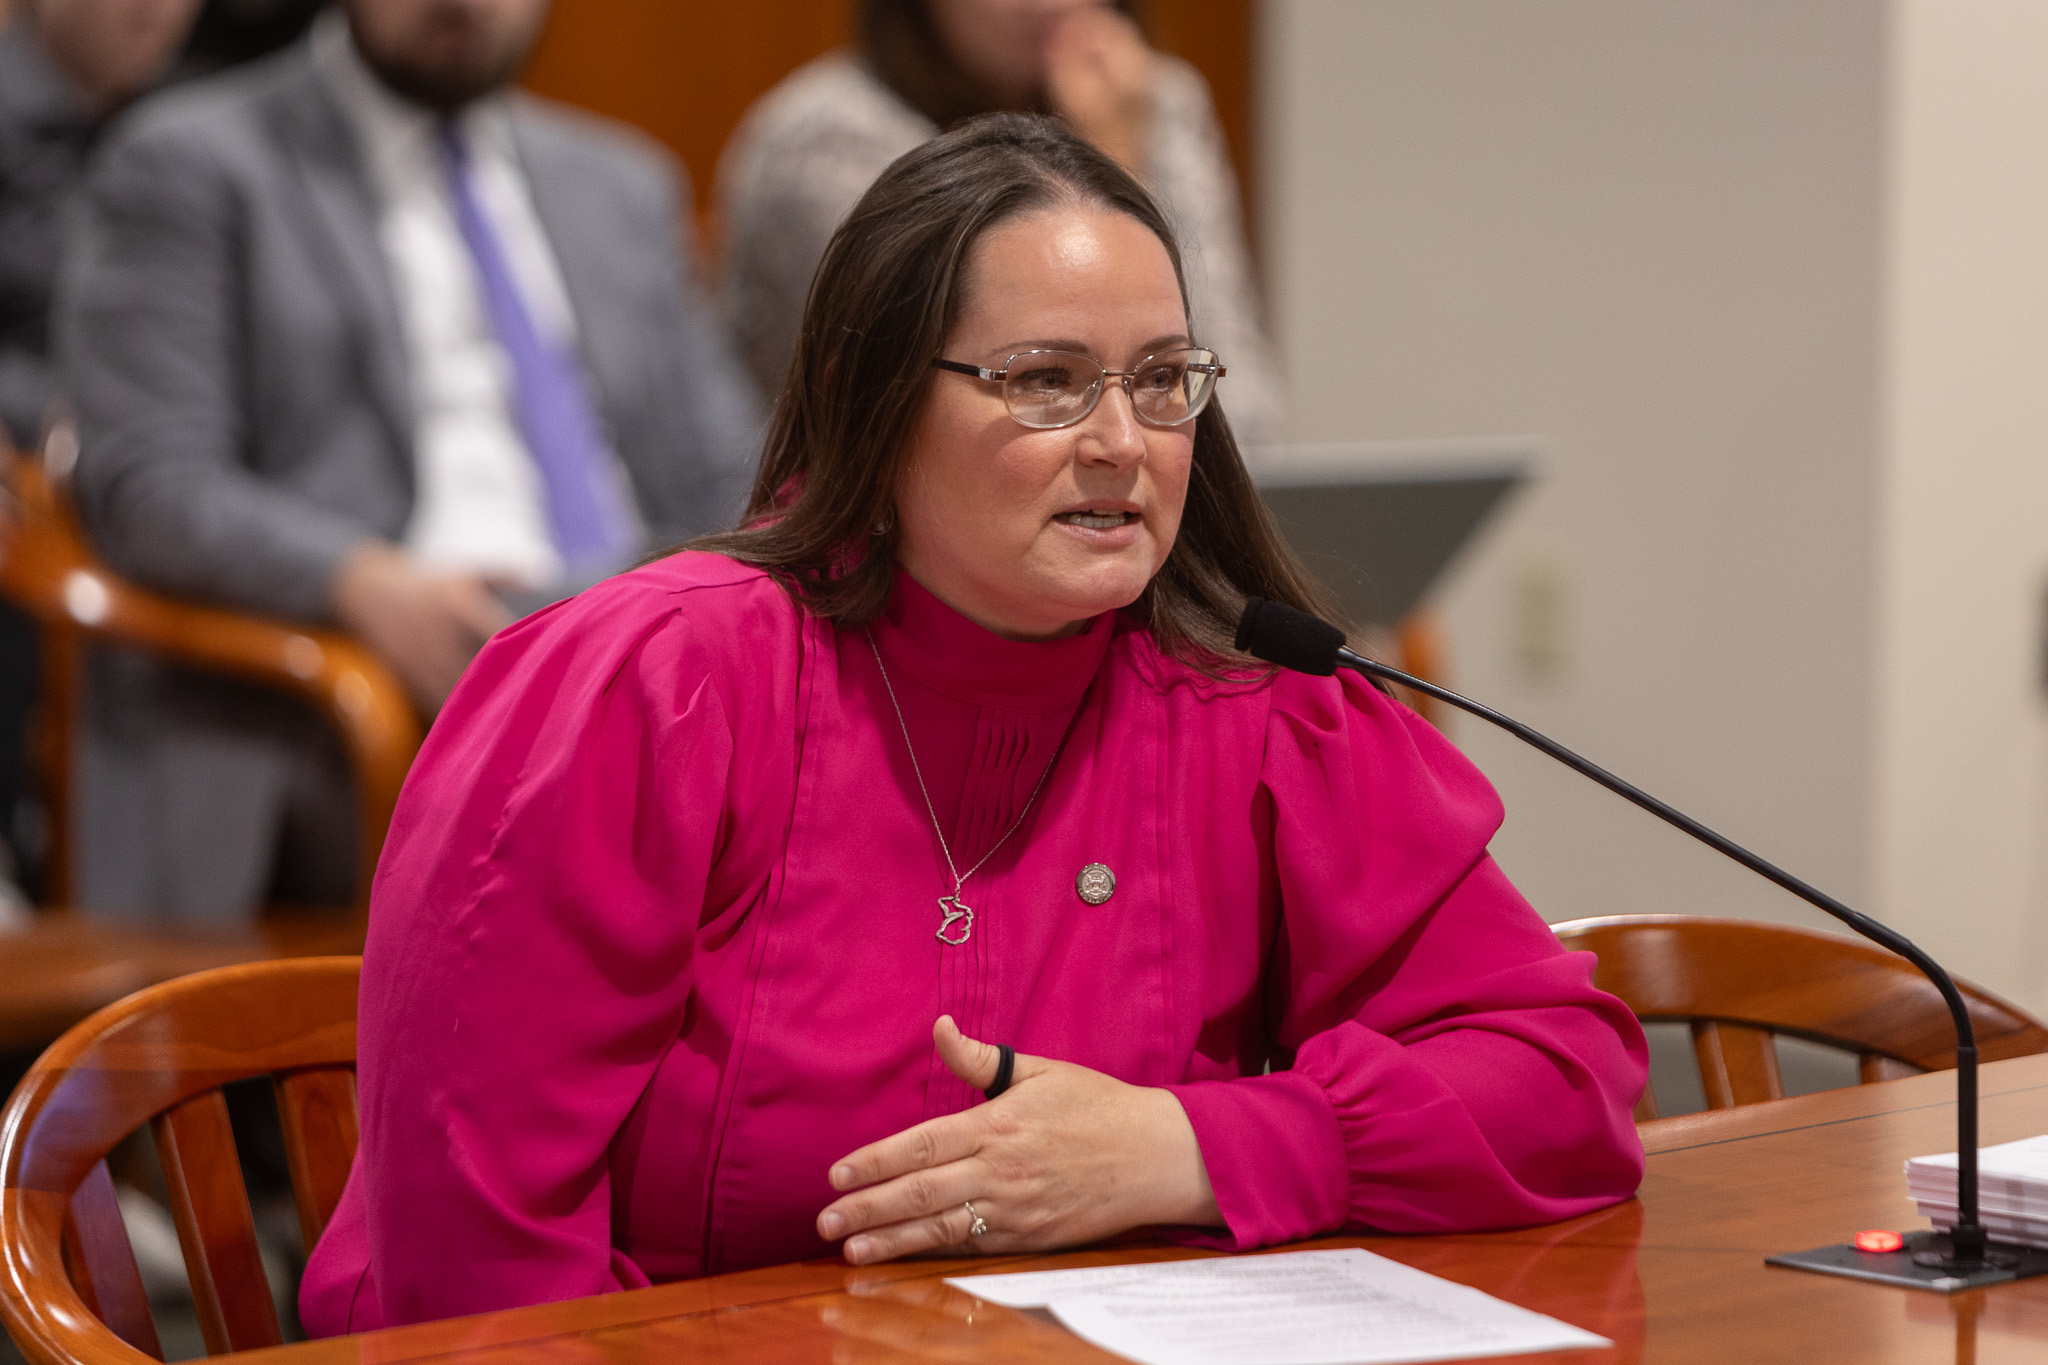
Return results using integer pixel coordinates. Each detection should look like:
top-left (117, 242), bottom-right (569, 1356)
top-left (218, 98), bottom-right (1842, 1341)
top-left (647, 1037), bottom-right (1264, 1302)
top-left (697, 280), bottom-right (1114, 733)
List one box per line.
top-left (299, 554), bottom-right (1646, 1335)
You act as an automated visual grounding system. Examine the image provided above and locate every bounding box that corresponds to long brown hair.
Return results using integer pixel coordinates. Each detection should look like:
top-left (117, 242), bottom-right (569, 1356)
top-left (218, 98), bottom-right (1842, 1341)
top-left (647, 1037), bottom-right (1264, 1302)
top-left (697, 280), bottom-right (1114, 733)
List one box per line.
top-left (687, 113), bottom-right (1336, 668)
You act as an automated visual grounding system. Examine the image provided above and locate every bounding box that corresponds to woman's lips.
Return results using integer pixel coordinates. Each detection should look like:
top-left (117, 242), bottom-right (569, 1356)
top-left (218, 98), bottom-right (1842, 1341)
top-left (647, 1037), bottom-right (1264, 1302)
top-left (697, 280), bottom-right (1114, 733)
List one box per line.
top-left (1050, 509), bottom-right (1143, 548)
top-left (1053, 510), bottom-right (1135, 530)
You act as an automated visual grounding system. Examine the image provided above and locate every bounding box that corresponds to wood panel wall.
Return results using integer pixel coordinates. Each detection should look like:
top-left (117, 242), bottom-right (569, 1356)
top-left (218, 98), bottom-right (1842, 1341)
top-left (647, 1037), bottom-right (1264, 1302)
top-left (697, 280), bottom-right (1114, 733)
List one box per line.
top-left (522, 0), bottom-right (1256, 233)
top-left (522, 2), bottom-right (851, 208)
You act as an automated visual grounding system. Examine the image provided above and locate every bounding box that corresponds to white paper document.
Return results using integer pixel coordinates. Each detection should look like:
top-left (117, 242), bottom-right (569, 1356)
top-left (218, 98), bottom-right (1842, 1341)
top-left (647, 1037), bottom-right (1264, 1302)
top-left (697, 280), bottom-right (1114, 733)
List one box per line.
top-left (946, 1248), bottom-right (1611, 1365)
top-left (1907, 1134), bottom-right (2048, 1248)
top-left (944, 1260), bottom-right (1180, 1308)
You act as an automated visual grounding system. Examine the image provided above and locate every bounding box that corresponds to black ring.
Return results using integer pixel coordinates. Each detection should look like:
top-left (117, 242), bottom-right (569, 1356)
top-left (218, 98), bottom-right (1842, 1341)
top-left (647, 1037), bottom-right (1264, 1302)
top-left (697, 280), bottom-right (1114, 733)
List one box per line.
top-left (983, 1044), bottom-right (1015, 1101)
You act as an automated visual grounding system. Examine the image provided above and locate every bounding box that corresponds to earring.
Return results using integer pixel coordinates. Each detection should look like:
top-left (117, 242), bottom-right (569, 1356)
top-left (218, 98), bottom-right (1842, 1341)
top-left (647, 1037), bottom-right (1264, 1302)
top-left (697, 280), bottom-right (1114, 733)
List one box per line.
top-left (871, 511), bottom-right (894, 536)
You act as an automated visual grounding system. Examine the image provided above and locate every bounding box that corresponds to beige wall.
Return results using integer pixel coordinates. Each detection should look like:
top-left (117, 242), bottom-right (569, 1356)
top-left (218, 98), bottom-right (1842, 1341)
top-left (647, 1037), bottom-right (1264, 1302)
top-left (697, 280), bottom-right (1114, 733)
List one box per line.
top-left (1261, 0), bottom-right (2048, 1006)
top-left (1871, 0), bottom-right (2048, 999)
top-left (1260, 1), bottom-right (1888, 941)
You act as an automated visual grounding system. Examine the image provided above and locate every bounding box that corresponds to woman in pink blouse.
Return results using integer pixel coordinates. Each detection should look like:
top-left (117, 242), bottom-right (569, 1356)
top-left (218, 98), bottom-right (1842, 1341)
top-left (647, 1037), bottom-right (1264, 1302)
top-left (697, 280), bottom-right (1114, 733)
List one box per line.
top-left (300, 113), bottom-right (1646, 1336)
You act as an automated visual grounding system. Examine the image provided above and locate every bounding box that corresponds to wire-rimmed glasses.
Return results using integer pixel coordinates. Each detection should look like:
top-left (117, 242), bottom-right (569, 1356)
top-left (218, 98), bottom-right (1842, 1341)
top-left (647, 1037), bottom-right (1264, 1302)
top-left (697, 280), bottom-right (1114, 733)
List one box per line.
top-left (931, 347), bottom-right (1225, 429)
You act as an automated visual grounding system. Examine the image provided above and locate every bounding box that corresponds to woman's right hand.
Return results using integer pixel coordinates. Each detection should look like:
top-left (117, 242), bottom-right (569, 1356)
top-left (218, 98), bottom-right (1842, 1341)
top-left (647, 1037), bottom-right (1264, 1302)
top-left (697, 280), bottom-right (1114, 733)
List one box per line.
top-left (1044, 7), bottom-right (1157, 175)
top-left (815, 1016), bottom-right (1219, 1265)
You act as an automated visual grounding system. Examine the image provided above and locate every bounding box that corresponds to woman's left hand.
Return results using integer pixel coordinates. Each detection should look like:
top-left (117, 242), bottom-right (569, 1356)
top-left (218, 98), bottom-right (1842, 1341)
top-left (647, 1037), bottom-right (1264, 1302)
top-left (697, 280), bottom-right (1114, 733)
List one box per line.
top-left (816, 1016), bottom-right (1221, 1264)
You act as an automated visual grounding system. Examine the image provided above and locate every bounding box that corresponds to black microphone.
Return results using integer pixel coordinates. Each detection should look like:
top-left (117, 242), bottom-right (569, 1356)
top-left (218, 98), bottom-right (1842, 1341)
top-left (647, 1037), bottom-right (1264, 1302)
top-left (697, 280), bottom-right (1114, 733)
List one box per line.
top-left (1236, 595), bottom-right (2037, 1289)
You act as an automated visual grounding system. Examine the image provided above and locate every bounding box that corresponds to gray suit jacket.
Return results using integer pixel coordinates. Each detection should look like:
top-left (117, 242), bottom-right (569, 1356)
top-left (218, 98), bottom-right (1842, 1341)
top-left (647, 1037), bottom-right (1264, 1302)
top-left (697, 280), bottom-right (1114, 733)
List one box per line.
top-left (63, 43), bottom-right (762, 621)
top-left (57, 44), bottom-right (764, 917)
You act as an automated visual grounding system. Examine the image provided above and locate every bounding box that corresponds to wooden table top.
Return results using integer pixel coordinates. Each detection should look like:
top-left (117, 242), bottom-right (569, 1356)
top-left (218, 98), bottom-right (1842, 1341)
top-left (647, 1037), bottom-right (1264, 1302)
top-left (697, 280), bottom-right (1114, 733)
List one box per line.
top-left (0, 914), bottom-right (363, 1055)
top-left (238, 1053), bottom-right (2048, 1365)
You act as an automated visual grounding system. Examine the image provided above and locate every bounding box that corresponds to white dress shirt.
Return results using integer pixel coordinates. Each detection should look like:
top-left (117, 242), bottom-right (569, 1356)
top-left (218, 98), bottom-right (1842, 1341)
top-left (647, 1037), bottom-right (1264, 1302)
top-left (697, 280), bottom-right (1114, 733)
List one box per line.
top-left (312, 13), bottom-right (634, 589)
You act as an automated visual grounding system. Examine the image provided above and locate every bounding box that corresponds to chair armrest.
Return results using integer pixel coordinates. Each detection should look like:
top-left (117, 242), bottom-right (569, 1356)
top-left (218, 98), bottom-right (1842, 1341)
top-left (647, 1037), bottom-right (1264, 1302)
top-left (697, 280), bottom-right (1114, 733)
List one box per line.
top-left (0, 454), bottom-right (420, 914)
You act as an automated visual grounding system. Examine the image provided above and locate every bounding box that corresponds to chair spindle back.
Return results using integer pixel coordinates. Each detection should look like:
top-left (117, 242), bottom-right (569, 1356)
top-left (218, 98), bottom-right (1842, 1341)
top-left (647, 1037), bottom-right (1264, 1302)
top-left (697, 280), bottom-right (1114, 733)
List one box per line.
top-left (1, 958), bottom-right (361, 1365)
top-left (1553, 915), bottom-right (2048, 1120)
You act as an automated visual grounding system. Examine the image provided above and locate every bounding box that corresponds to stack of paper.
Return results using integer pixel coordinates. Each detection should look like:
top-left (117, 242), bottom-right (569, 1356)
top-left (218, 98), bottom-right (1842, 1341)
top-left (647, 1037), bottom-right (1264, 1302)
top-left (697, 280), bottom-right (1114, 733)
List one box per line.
top-left (945, 1248), bottom-right (1610, 1365)
top-left (1907, 1134), bottom-right (2048, 1247)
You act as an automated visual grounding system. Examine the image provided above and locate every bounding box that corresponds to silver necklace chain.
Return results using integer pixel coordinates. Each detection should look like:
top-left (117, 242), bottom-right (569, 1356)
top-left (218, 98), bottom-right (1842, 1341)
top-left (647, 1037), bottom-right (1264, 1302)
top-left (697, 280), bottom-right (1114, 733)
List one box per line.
top-left (866, 630), bottom-right (1068, 946)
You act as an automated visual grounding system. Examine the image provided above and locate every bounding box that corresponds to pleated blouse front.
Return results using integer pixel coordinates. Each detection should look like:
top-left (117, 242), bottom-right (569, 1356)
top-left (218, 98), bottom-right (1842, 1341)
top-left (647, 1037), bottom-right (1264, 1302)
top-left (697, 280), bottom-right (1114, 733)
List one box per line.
top-left (300, 552), bottom-right (1646, 1335)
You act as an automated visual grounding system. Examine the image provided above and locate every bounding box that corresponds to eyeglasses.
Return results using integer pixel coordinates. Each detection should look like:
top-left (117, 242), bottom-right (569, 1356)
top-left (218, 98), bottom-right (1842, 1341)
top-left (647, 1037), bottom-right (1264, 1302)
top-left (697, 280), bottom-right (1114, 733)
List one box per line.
top-left (931, 348), bottom-right (1225, 429)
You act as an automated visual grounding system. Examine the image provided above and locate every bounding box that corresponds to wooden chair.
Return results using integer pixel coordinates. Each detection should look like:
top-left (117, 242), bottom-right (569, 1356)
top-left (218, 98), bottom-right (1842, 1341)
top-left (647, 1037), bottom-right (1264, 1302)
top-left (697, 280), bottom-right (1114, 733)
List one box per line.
top-left (1554, 914), bottom-right (2048, 1121)
top-left (0, 957), bottom-right (360, 1365)
top-left (0, 437), bottom-right (421, 913)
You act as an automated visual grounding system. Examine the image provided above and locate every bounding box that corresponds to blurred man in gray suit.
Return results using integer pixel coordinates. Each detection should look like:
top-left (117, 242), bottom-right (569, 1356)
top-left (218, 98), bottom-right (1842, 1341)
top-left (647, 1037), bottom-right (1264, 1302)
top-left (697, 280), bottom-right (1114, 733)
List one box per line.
top-left (60, 0), bottom-right (763, 918)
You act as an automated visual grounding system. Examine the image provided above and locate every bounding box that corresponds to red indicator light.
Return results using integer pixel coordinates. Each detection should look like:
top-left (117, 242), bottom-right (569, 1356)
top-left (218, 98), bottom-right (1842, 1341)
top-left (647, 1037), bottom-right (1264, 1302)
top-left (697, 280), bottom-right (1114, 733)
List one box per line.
top-left (1855, 1230), bottom-right (1904, 1253)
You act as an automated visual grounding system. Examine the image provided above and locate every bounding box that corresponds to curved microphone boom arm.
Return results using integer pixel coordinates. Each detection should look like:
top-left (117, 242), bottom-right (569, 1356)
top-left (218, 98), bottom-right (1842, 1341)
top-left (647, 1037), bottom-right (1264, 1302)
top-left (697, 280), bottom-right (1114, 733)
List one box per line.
top-left (1234, 596), bottom-right (1988, 1269)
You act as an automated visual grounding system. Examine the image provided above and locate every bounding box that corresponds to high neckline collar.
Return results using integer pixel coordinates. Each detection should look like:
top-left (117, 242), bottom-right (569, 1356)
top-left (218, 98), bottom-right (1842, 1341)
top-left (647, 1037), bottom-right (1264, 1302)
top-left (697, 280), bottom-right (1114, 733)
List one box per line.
top-left (868, 571), bottom-right (1116, 712)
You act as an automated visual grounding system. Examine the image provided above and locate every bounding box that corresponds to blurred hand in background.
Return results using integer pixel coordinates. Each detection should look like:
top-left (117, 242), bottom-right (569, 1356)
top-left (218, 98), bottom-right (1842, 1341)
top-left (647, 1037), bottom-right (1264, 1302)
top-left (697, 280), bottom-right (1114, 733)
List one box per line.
top-left (925, 0), bottom-right (1157, 173)
top-left (332, 542), bottom-right (512, 715)
top-left (1043, 5), bottom-right (1155, 174)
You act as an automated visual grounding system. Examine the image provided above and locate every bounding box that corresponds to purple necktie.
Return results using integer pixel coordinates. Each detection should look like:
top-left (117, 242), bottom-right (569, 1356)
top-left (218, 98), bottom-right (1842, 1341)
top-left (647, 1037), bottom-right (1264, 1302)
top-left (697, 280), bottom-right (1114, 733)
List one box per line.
top-left (439, 120), bottom-right (633, 572)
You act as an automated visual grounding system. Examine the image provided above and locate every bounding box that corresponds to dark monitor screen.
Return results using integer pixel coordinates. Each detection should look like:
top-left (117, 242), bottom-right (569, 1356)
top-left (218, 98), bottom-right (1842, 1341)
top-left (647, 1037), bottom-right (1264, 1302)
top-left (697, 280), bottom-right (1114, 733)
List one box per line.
top-left (1253, 441), bottom-right (1536, 627)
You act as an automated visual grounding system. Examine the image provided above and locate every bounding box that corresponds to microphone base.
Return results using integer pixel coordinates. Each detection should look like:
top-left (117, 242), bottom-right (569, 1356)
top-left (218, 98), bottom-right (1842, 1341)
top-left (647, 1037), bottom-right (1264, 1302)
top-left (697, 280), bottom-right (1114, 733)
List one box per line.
top-left (1767, 1230), bottom-right (2048, 1291)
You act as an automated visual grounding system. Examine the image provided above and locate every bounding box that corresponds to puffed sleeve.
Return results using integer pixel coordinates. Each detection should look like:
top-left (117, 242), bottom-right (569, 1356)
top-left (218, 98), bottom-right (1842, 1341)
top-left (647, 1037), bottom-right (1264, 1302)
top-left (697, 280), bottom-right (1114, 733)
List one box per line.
top-left (1168, 672), bottom-right (1647, 1248)
top-left (334, 590), bottom-right (736, 1327)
